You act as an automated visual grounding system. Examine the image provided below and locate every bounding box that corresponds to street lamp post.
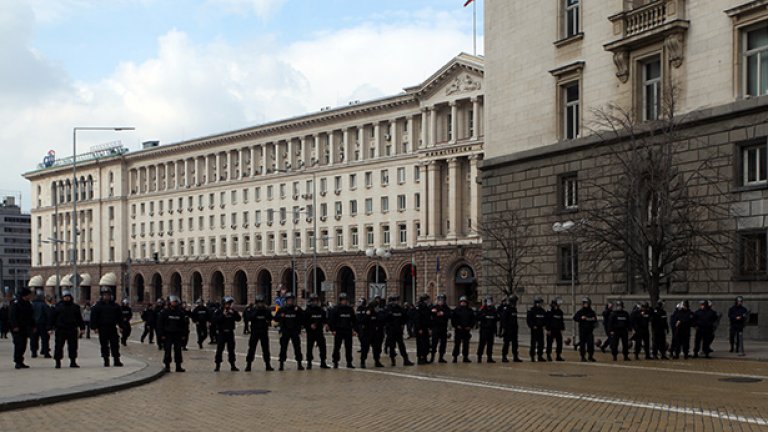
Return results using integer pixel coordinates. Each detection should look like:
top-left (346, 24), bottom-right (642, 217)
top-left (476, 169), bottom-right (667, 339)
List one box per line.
top-left (365, 247), bottom-right (391, 298)
top-left (553, 220), bottom-right (577, 347)
top-left (72, 127), bottom-right (134, 303)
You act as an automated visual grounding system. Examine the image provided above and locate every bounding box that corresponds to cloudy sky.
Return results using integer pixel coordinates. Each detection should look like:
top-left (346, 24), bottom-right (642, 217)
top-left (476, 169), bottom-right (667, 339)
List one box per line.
top-left (1, 0), bottom-right (484, 210)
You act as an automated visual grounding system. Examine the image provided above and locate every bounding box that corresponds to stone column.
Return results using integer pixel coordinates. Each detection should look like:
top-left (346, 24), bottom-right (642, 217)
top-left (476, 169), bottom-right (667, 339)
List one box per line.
top-left (373, 123), bottom-right (380, 159)
top-left (420, 108), bottom-right (429, 150)
top-left (215, 153), bottom-right (221, 182)
top-left (418, 163), bottom-right (428, 241)
top-left (469, 155), bottom-right (480, 236)
top-left (406, 116), bottom-right (415, 153)
top-left (358, 126), bottom-right (366, 161)
top-left (450, 101), bottom-right (458, 144)
top-left (429, 106), bottom-right (438, 147)
top-left (390, 120), bottom-right (398, 156)
top-left (329, 131), bottom-right (336, 166)
top-left (239, 148), bottom-right (246, 179)
top-left (313, 134), bottom-right (320, 165)
top-left (471, 97), bottom-right (480, 141)
top-left (426, 161), bottom-right (440, 239)
top-left (447, 157), bottom-right (459, 239)
top-left (342, 128), bottom-right (350, 163)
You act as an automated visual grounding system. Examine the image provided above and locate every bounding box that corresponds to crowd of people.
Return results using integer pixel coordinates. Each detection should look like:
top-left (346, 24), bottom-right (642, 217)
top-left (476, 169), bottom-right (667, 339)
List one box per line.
top-left (2, 286), bottom-right (752, 374)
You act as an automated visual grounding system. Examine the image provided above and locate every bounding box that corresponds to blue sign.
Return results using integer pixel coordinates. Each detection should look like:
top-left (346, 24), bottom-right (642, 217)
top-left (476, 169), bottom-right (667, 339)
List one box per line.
top-left (42, 150), bottom-right (56, 168)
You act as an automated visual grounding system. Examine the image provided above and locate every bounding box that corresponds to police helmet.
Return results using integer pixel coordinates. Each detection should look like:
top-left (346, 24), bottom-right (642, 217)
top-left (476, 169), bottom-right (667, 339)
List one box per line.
top-left (437, 293), bottom-right (447, 300)
top-left (156, 298), bottom-right (165, 306)
top-left (222, 296), bottom-right (235, 304)
top-left (122, 298), bottom-right (130, 305)
top-left (682, 300), bottom-right (689, 308)
top-left (484, 296), bottom-right (493, 306)
top-left (62, 290), bottom-right (73, 298)
top-left (255, 294), bottom-right (266, 303)
top-left (555, 297), bottom-right (564, 306)
top-left (508, 294), bottom-right (519, 305)
top-left (419, 294), bottom-right (430, 303)
top-left (581, 297), bottom-right (591, 306)
top-left (358, 297), bottom-right (367, 304)
top-left (168, 295), bottom-right (180, 304)
top-left (458, 295), bottom-right (468, 304)
top-left (642, 301), bottom-right (650, 309)
top-left (338, 293), bottom-right (348, 301)
top-left (699, 299), bottom-right (707, 306)
top-left (99, 286), bottom-right (112, 295)
top-left (533, 296), bottom-right (543, 304)
top-left (736, 296), bottom-right (744, 303)
top-left (309, 293), bottom-right (319, 302)
top-left (615, 300), bottom-right (624, 308)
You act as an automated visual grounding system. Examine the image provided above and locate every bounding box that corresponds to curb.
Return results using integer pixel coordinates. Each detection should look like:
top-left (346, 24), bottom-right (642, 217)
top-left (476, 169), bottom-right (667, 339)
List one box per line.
top-left (0, 362), bottom-right (166, 412)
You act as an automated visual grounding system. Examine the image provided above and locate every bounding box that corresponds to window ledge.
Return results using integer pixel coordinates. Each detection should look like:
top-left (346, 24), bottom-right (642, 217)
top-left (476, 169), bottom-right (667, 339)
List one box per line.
top-left (733, 274), bottom-right (768, 282)
top-left (554, 33), bottom-right (584, 48)
top-left (556, 280), bottom-right (580, 286)
top-left (556, 207), bottom-right (580, 215)
top-left (733, 183), bottom-right (768, 193)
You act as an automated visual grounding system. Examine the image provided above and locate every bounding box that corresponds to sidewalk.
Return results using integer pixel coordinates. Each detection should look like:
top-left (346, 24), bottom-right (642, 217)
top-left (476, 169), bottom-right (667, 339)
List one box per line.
top-left (0, 335), bottom-right (164, 412)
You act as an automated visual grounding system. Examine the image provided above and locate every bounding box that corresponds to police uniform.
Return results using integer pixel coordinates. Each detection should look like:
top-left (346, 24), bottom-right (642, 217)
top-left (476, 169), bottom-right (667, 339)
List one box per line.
top-left (140, 304), bottom-right (157, 344)
top-left (500, 296), bottom-right (521, 363)
top-left (451, 297), bottom-right (476, 363)
top-left (191, 302), bottom-right (211, 349)
top-left (119, 300), bottom-right (133, 346)
top-left (526, 298), bottom-right (547, 362)
top-left (728, 297), bottom-right (749, 356)
top-left (631, 303), bottom-right (651, 360)
top-left (275, 294), bottom-right (304, 371)
top-left (573, 298), bottom-right (597, 362)
top-left (157, 296), bottom-right (188, 372)
top-left (9, 288), bottom-right (35, 369)
top-left (608, 301), bottom-right (631, 361)
top-left (50, 291), bottom-right (84, 368)
top-left (244, 296), bottom-right (274, 371)
top-left (650, 301), bottom-right (669, 359)
top-left (545, 300), bottom-right (565, 362)
top-left (476, 297), bottom-right (499, 363)
top-left (360, 300), bottom-right (385, 368)
top-left (304, 295), bottom-right (329, 369)
top-left (429, 294), bottom-right (452, 364)
top-left (329, 293), bottom-right (357, 368)
top-left (671, 301), bottom-right (694, 359)
top-left (414, 295), bottom-right (432, 364)
top-left (90, 287), bottom-right (124, 367)
top-left (213, 297), bottom-right (241, 371)
top-left (385, 296), bottom-right (413, 366)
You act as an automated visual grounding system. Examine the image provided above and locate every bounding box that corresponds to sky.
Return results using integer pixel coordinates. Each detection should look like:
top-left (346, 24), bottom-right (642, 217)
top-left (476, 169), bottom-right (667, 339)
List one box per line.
top-left (0, 0), bottom-right (484, 211)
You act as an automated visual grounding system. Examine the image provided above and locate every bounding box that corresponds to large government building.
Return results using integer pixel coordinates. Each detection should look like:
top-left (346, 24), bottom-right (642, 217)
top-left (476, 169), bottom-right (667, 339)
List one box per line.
top-left (483, 1), bottom-right (767, 337)
top-left (24, 54), bottom-right (484, 306)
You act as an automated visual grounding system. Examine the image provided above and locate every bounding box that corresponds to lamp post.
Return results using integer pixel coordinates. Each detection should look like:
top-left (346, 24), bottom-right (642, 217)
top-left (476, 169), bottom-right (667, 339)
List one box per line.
top-left (553, 220), bottom-right (577, 346)
top-left (365, 247), bottom-right (391, 298)
top-left (72, 127), bottom-right (134, 303)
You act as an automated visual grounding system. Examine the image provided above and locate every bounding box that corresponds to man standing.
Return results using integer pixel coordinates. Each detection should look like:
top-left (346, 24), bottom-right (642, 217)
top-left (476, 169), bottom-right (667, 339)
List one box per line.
top-left (213, 296), bottom-right (241, 371)
top-left (631, 302), bottom-right (651, 360)
top-left (191, 300), bottom-right (210, 349)
top-left (650, 300), bottom-right (669, 360)
top-left (360, 297), bottom-right (385, 369)
top-left (274, 292), bottom-right (303, 371)
top-left (600, 303), bottom-right (613, 353)
top-left (244, 294), bottom-right (274, 372)
top-left (90, 287), bottom-right (124, 367)
top-left (156, 295), bottom-right (188, 372)
top-left (384, 295), bottom-right (413, 367)
top-left (573, 297), bottom-right (597, 362)
top-left (476, 296), bottom-right (499, 363)
top-left (50, 290), bottom-right (85, 369)
top-left (9, 287), bottom-right (35, 369)
top-left (608, 300), bottom-right (631, 361)
top-left (140, 303), bottom-right (156, 344)
top-left (545, 298), bottom-right (565, 362)
top-left (429, 293), bottom-right (452, 364)
top-left (693, 300), bottom-right (718, 359)
top-left (304, 294), bottom-right (330, 370)
top-left (30, 291), bottom-right (52, 359)
top-left (414, 294), bottom-right (432, 365)
top-left (451, 296), bottom-right (476, 363)
top-left (328, 293), bottom-right (357, 369)
top-left (671, 301), bottom-right (694, 359)
top-left (242, 302), bottom-right (255, 335)
top-left (119, 299), bottom-right (133, 347)
top-left (728, 296), bottom-right (749, 356)
top-left (154, 299), bottom-right (165, 350)
top-left (500, 295), bottom-right (522, 363)
top-left (526, 297), bottom-right (547, 362)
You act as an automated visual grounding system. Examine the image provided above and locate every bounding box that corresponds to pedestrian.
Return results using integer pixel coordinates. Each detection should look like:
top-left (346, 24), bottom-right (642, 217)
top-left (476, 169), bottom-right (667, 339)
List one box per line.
top-left (451, 295), bottom-right (476, 363)
top-left (328, 293), bottom-right (357, 369)
top-left (414, 294), bottom-right (432, 364)
top-left (429, 293), bottom-right (451, 364)
top-left (30, 290), bottom-right (52, 359)
top-left (671, 300), bottom-right (694, 359)
top-left (90, 286), bottom-right (124, 367)
top-left (242, 302), bottom-right (254, 335)
top-left (244, 294), bottom-right (274, 372)
top-left (191, 299), bottom-right (210, 349)
top-left (728, 296), bottom-right (749, 356)
top-left (50, 290), bottom-right (85, 369)
top-left (608, 300), bottom-right (631, 361)
top-left (693, 300), bottom-right (718, 358)
top-left (545, 298), bottom-right (565, 362)
top-left (476, 296), bottom-right (499, 363)
top-left (304, 294), bottom-right (330, 369)
top-left (119, 299), bottom-right (133, 347)
top-left (360, 296), bottom-right (385, 369)
top-left (384, 295), bottom-right (414, 367)
top-left (140, 303), bottom-right (156, 344)
top-left (573, 297), bottom-right (598, 362)
top-left (650, 300), bottom-right (669, 360)
top-left (81, 302), bottom-right (91, 339)
top-left (9, 287), bottom-right (35, 369)
top-left (213, 296), bottom-right (241, 372)
top-left (157, 295), bottom-right (187, 373)
top-left (526, 296), bottom-right (546, 362)
top-left (500, 295), bottom-right (522, 363)
top-left (0, 301), bottom-right (9, 338)
top-left (274, 292), bottom-right (303, 371)
top-left (631, 302), bottom-right (651, 360)
top-left (599, 303), bottom-right (613, 353)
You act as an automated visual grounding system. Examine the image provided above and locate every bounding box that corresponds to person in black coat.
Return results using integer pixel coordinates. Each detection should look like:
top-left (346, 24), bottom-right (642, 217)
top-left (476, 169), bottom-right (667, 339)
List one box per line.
top-left (650, 300), bottom-right (669, 360)
top-left (244, 294), bottom-right (274, 372)
top-left (9, 287), bottom-right (35, 369)
top-left (545, 298), bottom-right (565, 362)
top-left (213, 296), bottom-right (241, 371)
top-left (274, 292), bottom-right (303, 371)
top-left (631, 302), bottom-right (651, 360)
top-left (190, 300), bottom-right (210, 349)
top-left (693, 300), bottom-right (718, 358)
top-left (119, 299), bottom-right (133, 347)
top-left (414, 294), bottom-right (432, 364)
top-left (384, 295), bottom-right (413, 366)
top-left (608, 300), bottom-right (631, 361)
top-left (476, 296), bottom-right (499, 363)
top-left (600, 303), bottom-right (613, 353)
top-left (0, 301), bottom-right (10, 338)
top-left (157, 295), bottom-right (188, 372)
top-left (451, 295), bottom-right (476, 363)
top-left (500, 295), bottom-right (522, 363)
top-left (728, 296), bottom-right (749, 356)
top-left (90, 287), bottom-right (124, 367)
top-left (304, 294), bottom-right (329, 370)
top-left (50, 290), bottom-right (85, 368)
top-left (30, 291), bottom-right (52, 358)
top-left (140, 303), bottom-right (157, 344)
top-left (526, 297), bottom-right (547, 362)
top-left (360, 297), bottom-right (385, 369)
top-left (329, 293), bottom-right (357, 369)
top-left (573, 297), bottom-right (598, 362)
top-left (429, 293), bottom-right (452, 364)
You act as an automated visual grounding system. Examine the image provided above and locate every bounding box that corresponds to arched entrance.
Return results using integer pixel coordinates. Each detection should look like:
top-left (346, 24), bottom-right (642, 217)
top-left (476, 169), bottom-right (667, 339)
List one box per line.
top-left (400, 264), bottom-right (416, 305)
top-left (366, 266), bottom-right (387, 299)
top-left (234, 270), bottom-right (248, 305)
top-left (337, 266), bottom-right (355, 300)
top-left (256, 269), bottom-right (272, 304)
top-left (191, 272), bottom-right (203, 302)
top-left (453, 265), bottom-right (477, 304)
top-left (211, 271), bottom-right (225, 301)
top-left (170, 272), bottom-right (182, 298)
top-left (134, 274), bottom-right (145, 303)
top-left (151, 273), bottom-right (163, 301)
top-left (281, 268), bottom-right (298, 297)
top-left (307, 268), bottom-right (326, 302)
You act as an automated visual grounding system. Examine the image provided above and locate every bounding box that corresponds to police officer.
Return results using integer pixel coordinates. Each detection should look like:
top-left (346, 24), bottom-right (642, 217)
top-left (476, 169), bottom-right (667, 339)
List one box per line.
top-left (157, 295), bottom-right (188, 372)
top-left (500, 295), bottom-right (522, 363)
top-left (650, 300), bottom-right (669, 360)
top-left (50, 290), bottom-right (84, 369)
top-left (573, 297), bottom-right (598, 362)
top-left (360, 296), bottom-right (386, 369)
top-left (208, 300), bottom-right (220, 345)
top-left (329, 293), bottom-right (357, 369)
top-left (119, 299), bottom-right (133, 346)
top-left (451, 295), bottom-right (476, 363)
top-left (304, 294), bottom-right (330, 370)
top-left (545, 298), bottom-right (565, 362)
top-left (356, 297), bottom-right (368, 353)
top-left (631, 302), bottom-right (651, 360)
top-left (673, 301), bottom-right (694, 359)
top-left (242, 302), bottom-right (254, 335)
top-left (693, 300), bottom-right (718, 359)
top-left (154, 299), bottom-right (165, 351)
top-left (244, 294), bottom-right (274, 372)
top-left (91, 287), bottom-right (124, 367)
top-left (384, 295), bottom-right (414, 367)
top-left (728, 296), bottom-right (749, 356)
top-left (429, 293), bottom-right (452, 364)
top-left (140, 303), bottom-right (157, 344)
top-left (9, 287), bottom-right (35, 369)
top-left (275, 292), bottom-right (303, 371)
top-left (191, 300), bottom-right (211, 349)
top-left (608, 300), bottom-right (631, 361)
top-left (30, 290), bottom-right (52, 358)
top-left (414, 294), bottom-right (432, 364)
top-left (477, 296), bottom-right (499, 363)
top-left (600, 302), bottom-right (613, 353)
top-left (213, 296), bottom-right (241, 371)
top-left (527, 296), bottom-right (546, 362)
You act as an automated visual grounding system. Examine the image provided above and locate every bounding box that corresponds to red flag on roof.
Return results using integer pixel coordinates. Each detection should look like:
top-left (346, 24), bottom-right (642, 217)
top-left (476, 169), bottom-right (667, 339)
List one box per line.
top-left (464, 0), bottom-right (475, 6)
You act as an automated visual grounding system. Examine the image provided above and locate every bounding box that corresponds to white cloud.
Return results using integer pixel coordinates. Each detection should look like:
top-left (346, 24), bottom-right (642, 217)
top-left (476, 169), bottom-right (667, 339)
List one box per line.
top-left (205, 0), bottom-right (286, 18)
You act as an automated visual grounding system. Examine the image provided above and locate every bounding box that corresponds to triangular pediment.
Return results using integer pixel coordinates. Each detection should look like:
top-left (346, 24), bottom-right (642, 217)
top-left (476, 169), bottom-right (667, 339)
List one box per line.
top-left (404, 53), bottom-right (484, 101)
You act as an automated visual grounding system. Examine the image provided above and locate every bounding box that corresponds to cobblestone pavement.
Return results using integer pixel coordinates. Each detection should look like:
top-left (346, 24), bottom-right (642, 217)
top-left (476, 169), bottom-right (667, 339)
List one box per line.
top-left (1, 328), bottom-right (767, 432)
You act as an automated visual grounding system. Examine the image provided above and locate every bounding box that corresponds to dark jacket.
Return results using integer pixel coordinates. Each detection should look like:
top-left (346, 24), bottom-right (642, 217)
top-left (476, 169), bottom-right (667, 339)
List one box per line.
top-left (630, 308), bottom-right (650, 334)
top-left (329, 304), bottom-right (357, 332)
top-left (545, 307), bottom-right (565, 332)
top-left (573, 307), bottom-right (598, 332)
top-left (274, 304), bottom-right (303, 333)
top-left (245, 305), bottom-right (273, 334)
top-left (477, 306), bottom-right (499, 332)
top-left (304, 304), bottom-right (327, 333)
top-left (51, 301), bottom-right (85, 331)
top-left (451, 305), bottom-right (476, 330)
top-left (499, 304), bottom-right (519, 331)
top-left (157, 306), bottom-right (189, 335)
top-left (213, 308), bottom-right (242, 332)
top-left (361, 304), bottom-right (384, 335)
top-left (608, 310), bottom-right (631, 333)
top-left (385, 303), bottom-right (407, 332)
top-left (526, 306), bottom-right (547, 330)
top-left (430, 304), bottom-right (452, 330)
top-left (651, 307), bottom-right (669, 333)
top-left (414, 301), bottom-right (432, 331)
top-left (32, 297), bottom-right (52, 328)
top-left (693, 307), bottom-right (718, 330)
top-left (191, 305), bottom-right (211, 325)
top-left (9, 298), bottom-right (35, 332)
top-left (728, 305), bottom-right (749, 331)
top-left (120, 305), bottom-right (133, 325)
top-left (673, 308), bottom-right (695, 330)
top-left (89, 300), bottom-right (122, 330)
top-left (141, 306), bottom-right (157, 326)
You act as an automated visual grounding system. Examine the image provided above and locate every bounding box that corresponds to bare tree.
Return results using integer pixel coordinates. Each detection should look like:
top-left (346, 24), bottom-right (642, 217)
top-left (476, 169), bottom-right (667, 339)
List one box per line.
top-left (479, 210), bottom-right (538, 298)
top-left (577, 90), bottom-right (736, 304)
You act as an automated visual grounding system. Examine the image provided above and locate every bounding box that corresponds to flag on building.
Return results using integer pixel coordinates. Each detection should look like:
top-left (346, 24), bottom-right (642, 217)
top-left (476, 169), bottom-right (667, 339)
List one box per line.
top-left (411, 255), bottom-right (417, 277)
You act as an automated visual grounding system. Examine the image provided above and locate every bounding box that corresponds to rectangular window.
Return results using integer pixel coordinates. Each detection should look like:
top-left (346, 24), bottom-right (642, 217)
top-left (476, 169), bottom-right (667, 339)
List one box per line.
top-left (739, 231), bottom-right (767, 276)
top-left (560, 174), bottom-right (578, 209)
top-left (447, 113), bottom-right (453, 141)
top-left (231, 190), bottom-right (237, 205)
top-left (351, 227), bottom-right (359, 248)
top-left (382, 225), bottom-right (391, 245)
top-left (366, 226), bottom-right (374, 246)
top-left (255, 187), bottom-right (261, 201)
top-left (414, 166), bottom-right (421, 182)
top-left (293, 181), bottom-right (300, 198)
top-left (562, 82), bottom-right (580, 140)
top-left (349, 174), bottom-right (357, 189)
top-left (365, 172), bottom-right (373, 188)
top-left (267, 185), bottom-right (274, 200)
top-left (642, 56), bottom-right (662, 121)
top-left (281, 233), bottom-right (288, 252)
top-left (280, 183), bottom-right (286, 199)
top-left (334, 176), bottom-right (342, 193)
top-left (320, 203), bottom-right (328, 218)
top-left (336, 229), bottom-right (343, 250)
top-left (558, 244), bottom-right (579, 282)
top-left (415, 193), bottom-right (421, 210)
top-left (744, 24), bottom-right (768, 97)
top-left (335, 201), bottom-right (342, 217)
top-left (255, 210), bottom-right (262, 225)
top-left (350, 200), bottom-right (358, 216)
top-left (243, 188), bottom-right (249, 203)
top-left (267, 209), bottom-right (274, 225)
top-left (365, 198), bottom-right (373, 215)
top-left (468, 109), bottom-right (474, 137)
top-left (399, 224), bottom-right (408, 244)
top-left (742, 142), bottom-right (768, 186)
top-left (294, 232), bottom-right (301, 250)
top-left (397, 194), bottom-right (406, 211)
top-left (397, 167), bottom-right (406, 184)
top-left (381, 169), bottom-right (389, 185)
top-left (320, 178), bottom-right (327, 195)
top-left (381, 196), bottom-right (389, 213)
top-left (279, 207), bottom-right (287, 224)
top-left (564, 0), bottom-right (580, 38)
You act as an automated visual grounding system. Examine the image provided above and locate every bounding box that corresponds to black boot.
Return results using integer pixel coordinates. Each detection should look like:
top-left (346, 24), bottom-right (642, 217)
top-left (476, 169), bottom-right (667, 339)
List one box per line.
top-left (306, 361), bottom-right (312, 370)
top-left (513, 356), bottom-right (523, 363)
top-left (70, 360), bottom-right (79, 368)
top-left (279, 362), bottom-right (284, 371)
top-left (360, 360), bottom-right (366, 369)
top-left (230, 363), bottom-right (239, 371)
top-left (245, 362), bottom-right (252, 372)
top-left (556, 356), bottom-right (565, 362)
top-left (391, 358), bottom-right (396, 367)
top-left (463, 357), bottom-right (471, 363)
top-left (113, 359), bottom-right (124, 367)
top-left (176, 364), bottom-right (185, 372)
top-left (487, 357), bottom-right (496, 363)
top-left (55, 360), bottom-right (61, 369)
top-left (103, 358), bottom-right (110, 367)
top-left (266, 364), bottom-right (274, 371)
top-left (537, 355), bottom-right (546, 362)
top-left (547, 354), bottom-right (552, 362)
top-left (164, 364), bottom-right (171, 373)
top-left (429, 353), bottom-right (435, 364)
top-left (297, 362), bottom-right (305, 371)
top-left (375, 360), bottom-right (385, 368)
top-left (403, 358), bottom-right (415, 366)
top-left (477, 355), bottom-right (482, 363)
top-left (346, 362), bottom-right (355, 369)
top-left (438, 356), bottom-right (447, 364)
top-left (453, 356), bottom-right (458, 363)
top-left (320, 361), bottom-right (330, 369)
top-left (502, 357), bottom-right (509, 363)
top-left (215, 362), bottom-right (221, 372)
top-left (333, 361), bottom-right (339, 369)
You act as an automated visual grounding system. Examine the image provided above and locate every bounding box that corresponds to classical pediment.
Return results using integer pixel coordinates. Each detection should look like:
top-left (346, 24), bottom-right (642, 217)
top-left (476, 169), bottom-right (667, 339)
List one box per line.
top-left (404, 53), bottom-right (484, 101)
